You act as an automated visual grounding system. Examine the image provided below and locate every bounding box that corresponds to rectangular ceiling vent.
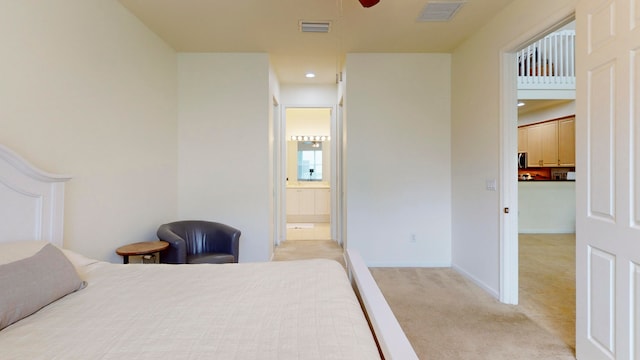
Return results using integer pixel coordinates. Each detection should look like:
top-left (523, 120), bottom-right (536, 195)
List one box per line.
top-left (417, 1), bottom-right (466, 22)
top-left (299, 21), bottom-right (331, 33)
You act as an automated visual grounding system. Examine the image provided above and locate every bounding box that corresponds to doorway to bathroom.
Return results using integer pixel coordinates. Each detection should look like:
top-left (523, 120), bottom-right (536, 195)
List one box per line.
top-left (284, 107), bottom-right (333, 241)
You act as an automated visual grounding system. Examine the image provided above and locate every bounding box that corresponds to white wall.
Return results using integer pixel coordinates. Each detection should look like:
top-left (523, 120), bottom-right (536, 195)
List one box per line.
top-left (451, 0), bottom-right (576, 296)
top-left (280, 84), bottom-right (338, 105)
top-left (177, 53), bottom-right (272, 262)
top-left (0, 0), bottom-right (178, 262)
top-left (519, 182), bottom-right (576, 233)
top-left (285, 108), bottom-right (332, 139)
top-left (345, 53), bottom-right (452, 267)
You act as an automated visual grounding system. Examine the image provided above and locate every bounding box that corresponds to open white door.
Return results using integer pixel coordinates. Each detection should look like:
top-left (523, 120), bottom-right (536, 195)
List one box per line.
top-left (575, 0), bottom-right (640, 358)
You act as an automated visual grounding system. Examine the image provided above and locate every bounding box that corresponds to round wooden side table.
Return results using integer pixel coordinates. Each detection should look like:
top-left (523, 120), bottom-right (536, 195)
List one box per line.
top-left (116, 240), bottom-right (169, 264)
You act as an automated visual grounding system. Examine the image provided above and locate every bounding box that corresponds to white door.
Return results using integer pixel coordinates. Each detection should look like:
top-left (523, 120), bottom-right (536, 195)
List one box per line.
top-left (576, 0), bottom-right (640, 358)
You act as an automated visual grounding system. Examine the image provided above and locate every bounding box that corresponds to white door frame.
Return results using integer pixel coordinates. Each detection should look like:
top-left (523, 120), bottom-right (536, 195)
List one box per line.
top-left (499, 11), bottom-right (576, 304)
top-left (275, 104), bottom-right (340, 245)
top-left (499, 50), bottom-right (520, 305)
top-left (272, 97), bottom-right (284, 248)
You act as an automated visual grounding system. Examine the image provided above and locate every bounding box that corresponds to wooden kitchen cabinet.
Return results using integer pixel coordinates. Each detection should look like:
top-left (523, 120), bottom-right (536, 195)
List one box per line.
top-left (522, 117), bottom-right (573, 167)
top-left (518, 127), bottom-right (528, 153)
top-left (540, 121), bottom-right (558, 167)
top-left (557, 117), bottom-right (575, 166)
top-left (526, 123), bottom-right (543, 167)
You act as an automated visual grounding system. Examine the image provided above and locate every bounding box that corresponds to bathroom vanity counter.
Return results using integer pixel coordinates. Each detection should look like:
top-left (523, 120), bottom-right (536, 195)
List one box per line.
top-left (286, 185), bottom-right (330, 222)
top-left (286, 181), bottom-right (330, 189)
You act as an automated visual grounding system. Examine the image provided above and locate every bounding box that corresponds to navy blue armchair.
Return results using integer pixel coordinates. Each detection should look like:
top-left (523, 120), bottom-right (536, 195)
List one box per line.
top-left (157, 220), bottom-right (241, 264)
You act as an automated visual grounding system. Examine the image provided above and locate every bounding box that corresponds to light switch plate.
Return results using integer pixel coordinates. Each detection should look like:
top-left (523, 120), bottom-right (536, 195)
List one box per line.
top-left (486, 179), bottom-right (497, 191)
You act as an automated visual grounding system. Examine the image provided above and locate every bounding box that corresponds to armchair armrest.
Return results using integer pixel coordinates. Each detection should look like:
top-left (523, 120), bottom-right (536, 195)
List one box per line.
top-left (157, 228), bottom-right (187, 264)
top-left (206, 223), bottom-right (241, 262)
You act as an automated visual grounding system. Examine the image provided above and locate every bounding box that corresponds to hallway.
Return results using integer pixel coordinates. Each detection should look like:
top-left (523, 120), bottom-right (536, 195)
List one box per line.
top-left (272, 239), bottom-right (344, 266)
top-left (518, 233), bottom-right (576, 353)
top-left (285, 222), bottom-right (331, 240)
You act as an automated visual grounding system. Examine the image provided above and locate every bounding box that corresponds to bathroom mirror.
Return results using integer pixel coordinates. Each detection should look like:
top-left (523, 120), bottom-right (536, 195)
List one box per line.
top-left (296, 141), bottom-right (323, 181)
top-left (287, 140), bottom-right (330, 182)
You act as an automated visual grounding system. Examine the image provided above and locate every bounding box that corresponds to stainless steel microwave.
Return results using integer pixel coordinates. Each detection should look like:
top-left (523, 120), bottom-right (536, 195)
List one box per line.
top-left (518, 152), bottom-right (528, 169)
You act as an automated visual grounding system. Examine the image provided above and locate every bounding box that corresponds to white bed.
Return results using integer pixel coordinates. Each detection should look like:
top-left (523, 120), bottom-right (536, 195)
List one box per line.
top-left (0, 144), bottom-right (417, 360)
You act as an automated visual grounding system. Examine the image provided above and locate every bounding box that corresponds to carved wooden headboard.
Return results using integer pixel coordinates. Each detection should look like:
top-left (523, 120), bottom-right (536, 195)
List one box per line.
top-left (0, 145), bottom-right (71, 247)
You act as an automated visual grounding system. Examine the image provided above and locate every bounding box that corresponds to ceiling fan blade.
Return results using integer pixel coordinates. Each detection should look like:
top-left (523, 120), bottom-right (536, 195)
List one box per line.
top-left (358, 0), bottom-right (380, 8)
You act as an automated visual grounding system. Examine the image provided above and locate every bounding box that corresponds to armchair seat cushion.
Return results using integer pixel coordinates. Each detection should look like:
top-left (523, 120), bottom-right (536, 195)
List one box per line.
top-left (188, 253), bottom-right (236, 264)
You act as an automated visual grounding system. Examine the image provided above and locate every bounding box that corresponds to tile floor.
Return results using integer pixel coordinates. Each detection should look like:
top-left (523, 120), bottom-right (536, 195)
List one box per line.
top-left (518, 233), bottom-right (575, 353)
top-left (285, 222), bottom-right (331, 240)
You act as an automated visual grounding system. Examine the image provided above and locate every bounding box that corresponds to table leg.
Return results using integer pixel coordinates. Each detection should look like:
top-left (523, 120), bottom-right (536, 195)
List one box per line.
top-left (123, 255), bottom-right (129, 264)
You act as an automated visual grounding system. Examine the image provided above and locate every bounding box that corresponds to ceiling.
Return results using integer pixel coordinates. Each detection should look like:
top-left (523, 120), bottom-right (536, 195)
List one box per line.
top-left (118, 0), bottom-right (516, 84)
top-left (517, 99), bottom-right (574, 116)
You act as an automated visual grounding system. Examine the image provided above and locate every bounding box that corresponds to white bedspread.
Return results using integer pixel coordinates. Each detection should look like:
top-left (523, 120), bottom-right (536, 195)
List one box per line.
top-left (0, 259), bottom-right (380, 359)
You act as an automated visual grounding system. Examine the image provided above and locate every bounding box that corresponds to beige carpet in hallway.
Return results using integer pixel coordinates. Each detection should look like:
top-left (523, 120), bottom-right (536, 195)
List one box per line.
top-left (272, 240), bottom-right (345, 266)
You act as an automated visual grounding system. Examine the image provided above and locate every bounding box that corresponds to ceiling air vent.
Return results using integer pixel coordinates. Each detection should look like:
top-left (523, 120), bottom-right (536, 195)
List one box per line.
top-left (299, 21), bottom-right (331, 33)
top-left (417, 1), bottom-right (466, 22)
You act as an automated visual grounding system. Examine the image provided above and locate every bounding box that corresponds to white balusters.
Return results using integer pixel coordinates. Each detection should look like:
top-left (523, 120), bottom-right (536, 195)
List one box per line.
top-left (517, 29), bottom-right (575, 89)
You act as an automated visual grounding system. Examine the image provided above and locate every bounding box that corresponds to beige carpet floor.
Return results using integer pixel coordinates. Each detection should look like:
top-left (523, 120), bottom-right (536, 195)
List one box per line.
top-left (272, 240), bottom-right (346, 266)
top-left (371, 267), bottom-right (574, 359)
top-left (273, 237), bottom-right (576, 359)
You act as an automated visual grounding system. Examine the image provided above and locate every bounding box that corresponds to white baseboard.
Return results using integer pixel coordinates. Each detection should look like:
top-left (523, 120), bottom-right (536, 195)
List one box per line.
top-left (365, 261), bottom-right (451, 268)
top-left (518, 228), bottom-right (575, 234)
top-left (451, 264), bottom-right (500, 300)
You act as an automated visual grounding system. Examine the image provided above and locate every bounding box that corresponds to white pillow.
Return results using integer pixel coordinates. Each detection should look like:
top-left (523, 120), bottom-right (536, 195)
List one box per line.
top-left (0, 241), bottom-right (48, 265)
top-left (0, 241), bottom-right (98, 270)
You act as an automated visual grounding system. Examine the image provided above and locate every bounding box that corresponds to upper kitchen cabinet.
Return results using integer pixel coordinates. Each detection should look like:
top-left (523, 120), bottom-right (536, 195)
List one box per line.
top-left (525, 123), bottom-right (541, 167)
top-left (526, 121), bottom-right (558, 167)
top-left (557, 117), bottom-right (575, 166)
top-left (518, 127), bottom-right (528, 153)
top-left (540, 121), bottom-right (559, 167)
top-left (520, 116), bottom-right (575, 167)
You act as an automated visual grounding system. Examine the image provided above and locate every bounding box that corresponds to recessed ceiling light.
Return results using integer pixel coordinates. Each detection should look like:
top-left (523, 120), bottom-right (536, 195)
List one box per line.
top-left (305, 72), bottom-right (316, 78)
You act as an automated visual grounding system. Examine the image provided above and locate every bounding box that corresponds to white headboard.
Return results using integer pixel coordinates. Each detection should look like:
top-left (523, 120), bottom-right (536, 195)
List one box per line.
top-left (0, 145), bottom-right (71, 247)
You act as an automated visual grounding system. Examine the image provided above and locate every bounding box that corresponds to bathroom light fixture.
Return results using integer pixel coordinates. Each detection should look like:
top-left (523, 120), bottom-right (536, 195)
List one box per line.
top-left (290, 135), bottom-right (330, 141)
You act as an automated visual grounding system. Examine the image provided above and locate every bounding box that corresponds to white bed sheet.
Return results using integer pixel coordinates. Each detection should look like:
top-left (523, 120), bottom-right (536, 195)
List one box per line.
top-left (0, 258), bottom-right (380, 360)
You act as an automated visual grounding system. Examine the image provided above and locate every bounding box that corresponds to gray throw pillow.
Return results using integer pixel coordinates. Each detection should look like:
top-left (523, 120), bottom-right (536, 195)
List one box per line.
top-left (0, 243), bottom-right (86, 330)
